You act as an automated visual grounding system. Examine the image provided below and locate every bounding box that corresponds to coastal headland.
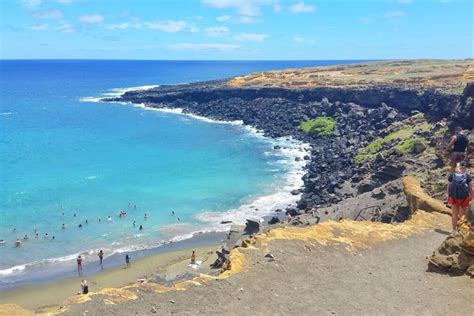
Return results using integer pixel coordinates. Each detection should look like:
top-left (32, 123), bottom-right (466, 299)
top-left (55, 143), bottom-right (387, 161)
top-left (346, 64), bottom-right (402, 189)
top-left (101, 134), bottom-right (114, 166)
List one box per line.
top-left (1, 60), bottom-right (473, 315)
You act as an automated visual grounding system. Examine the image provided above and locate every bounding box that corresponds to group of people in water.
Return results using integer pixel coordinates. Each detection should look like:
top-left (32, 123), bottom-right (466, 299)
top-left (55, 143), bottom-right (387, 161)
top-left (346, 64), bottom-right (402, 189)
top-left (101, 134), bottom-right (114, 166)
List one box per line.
top-left (3, 203), bottom-right (182, 248)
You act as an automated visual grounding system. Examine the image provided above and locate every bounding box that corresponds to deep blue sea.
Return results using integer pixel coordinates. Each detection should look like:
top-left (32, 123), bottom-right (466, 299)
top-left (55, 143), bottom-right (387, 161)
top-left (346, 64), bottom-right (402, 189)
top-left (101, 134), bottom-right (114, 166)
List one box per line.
top-left (0, 60), bottom-right (360, 287)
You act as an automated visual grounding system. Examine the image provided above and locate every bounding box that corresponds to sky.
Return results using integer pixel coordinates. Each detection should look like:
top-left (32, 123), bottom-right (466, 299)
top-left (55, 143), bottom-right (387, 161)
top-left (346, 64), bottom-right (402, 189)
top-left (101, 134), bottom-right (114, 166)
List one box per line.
top-left (0, 0), bottom-right (472, 60)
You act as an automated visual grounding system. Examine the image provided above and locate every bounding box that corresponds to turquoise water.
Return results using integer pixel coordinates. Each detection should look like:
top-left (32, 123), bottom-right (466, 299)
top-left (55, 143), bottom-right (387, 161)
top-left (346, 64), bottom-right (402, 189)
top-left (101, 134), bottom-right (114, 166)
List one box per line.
top-left (0, 60), bottom-right (358, 285)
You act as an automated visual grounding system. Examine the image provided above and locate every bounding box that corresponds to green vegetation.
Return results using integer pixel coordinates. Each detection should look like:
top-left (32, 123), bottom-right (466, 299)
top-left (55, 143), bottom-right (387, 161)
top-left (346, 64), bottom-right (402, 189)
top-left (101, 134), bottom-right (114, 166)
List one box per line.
top-left (299, 116), bottom-right (335, 136)
top-left (395, 136), bottom-right (427, 154)
top-left (354, 113), bottom-right (431, 164)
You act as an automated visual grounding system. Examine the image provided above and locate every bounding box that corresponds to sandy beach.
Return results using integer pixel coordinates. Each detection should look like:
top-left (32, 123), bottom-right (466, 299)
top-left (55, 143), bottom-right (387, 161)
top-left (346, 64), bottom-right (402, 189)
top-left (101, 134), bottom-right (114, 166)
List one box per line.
top-left (0, 243), bottom-right (220, 312)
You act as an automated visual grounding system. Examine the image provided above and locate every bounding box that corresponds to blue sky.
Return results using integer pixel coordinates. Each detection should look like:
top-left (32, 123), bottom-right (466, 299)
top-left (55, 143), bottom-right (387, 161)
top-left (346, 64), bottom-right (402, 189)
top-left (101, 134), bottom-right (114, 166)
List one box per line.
top-left (0, 0), bottom-right (472, 60)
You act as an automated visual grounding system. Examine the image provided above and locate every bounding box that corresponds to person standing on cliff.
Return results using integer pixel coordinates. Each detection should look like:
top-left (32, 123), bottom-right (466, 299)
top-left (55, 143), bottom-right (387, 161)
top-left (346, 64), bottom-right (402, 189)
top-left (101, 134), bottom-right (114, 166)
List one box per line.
top-left (447, 126), bottom-right (469, 172)
top-left (447, 161), bottom-right (472, 233)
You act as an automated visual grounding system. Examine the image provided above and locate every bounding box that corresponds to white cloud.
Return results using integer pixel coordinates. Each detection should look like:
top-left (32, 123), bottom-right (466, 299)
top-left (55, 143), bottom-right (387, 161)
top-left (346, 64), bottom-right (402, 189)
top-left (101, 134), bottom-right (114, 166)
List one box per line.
top-left (202, 0), bottom-right (273, 17)
top-left (273, 4), bottom-right (283, 12)
top-left (293, 36), bottom-right (304, 43)
top-left (234, 32), bottom-right (268, 42)
top-left (105, 23), bottom-right (130, 30)
top-left (289, 1), bottom-right (316, 14)
top-left (21, 0), bottom-right (41, 9)
top-left (33, 10), bottom-right (63, 19)
top-left (79, 14), bottom-right (105, 24)
top-left (217, 15), bottom-right (231, 22)
top-left (145, 20), bottom-right (188, 32)
top-left (397, 0), bottom-right (412, 3)
top-left (57, 0), bottom-right (74, 3)
top-left (190, 26), bottom-right (200, 33)
top-left (56, 23), bottom-right (75, 33)
top-left (30, 23), bottom-right (48, 30)
top-left (205, 26), bottom-right (229, 37)
top-left (385, 10), bottom-right (405, 18)
top-left (167, 43), bottom-right (240, 52)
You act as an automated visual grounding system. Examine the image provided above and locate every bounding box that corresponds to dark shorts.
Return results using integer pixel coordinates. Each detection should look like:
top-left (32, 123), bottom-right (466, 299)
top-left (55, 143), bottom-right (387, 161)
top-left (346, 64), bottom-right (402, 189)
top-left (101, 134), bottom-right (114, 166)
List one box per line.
top-left (450, 151), bottom-right (466, 164)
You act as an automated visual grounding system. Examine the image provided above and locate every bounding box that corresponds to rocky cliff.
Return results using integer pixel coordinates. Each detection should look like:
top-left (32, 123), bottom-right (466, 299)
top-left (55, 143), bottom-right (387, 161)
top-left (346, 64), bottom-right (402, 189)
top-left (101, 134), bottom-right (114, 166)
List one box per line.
top-left (105, 60), bottom-right (473, 222)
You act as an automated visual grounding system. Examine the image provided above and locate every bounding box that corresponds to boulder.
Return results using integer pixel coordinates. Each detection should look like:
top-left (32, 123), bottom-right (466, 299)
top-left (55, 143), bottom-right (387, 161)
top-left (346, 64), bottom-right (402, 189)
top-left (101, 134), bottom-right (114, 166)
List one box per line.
top-left (268, 216), bottom-right (280, 225)
top-left (244, 219), bottom-right (260, 235)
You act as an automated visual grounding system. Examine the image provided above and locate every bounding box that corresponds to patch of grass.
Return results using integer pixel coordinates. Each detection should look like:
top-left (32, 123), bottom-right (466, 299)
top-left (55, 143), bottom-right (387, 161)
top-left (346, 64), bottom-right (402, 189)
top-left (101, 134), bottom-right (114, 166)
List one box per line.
top-left (354, 153), bottom-right (368, 164)
top-left (394, 136), bottom-right (427, 154)
top-left (299, 116), bottom-right (335, 136)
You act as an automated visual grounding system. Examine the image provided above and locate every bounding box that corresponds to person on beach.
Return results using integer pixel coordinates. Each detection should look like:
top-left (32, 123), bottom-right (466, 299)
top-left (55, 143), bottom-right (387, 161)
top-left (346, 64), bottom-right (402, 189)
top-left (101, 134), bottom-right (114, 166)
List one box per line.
top-left (77, 255), bottom-right (83, 276)
top-left (98, 250), bottom-right (104, 266)
top-left (81, 279), bottom-right (89, 294)
top-left (448, 161), bottom-right (473, 233)
top-left (447, 126), bottom-right (469, 172)
top-left (191, 251), bottom-right (196, 264)
top-left (15, 239), bottom-right (21, 247)
top-left (125, 254), bottom-right (131, 268)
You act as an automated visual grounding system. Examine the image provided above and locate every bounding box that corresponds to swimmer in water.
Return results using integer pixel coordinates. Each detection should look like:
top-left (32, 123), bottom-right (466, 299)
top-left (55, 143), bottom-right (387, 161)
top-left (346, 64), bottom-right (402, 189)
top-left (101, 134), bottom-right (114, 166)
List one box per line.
top-left (171, 211), bottom-right (175, 216)
top-left (139, 224), bottom-right (143, 231)
top-left (35, 233), bottom-right (39, 238)
top-left (98, 218), bottom-right (101, 222)
top-left (44, 233), bottom-right (49, 238)
top-left (133, 221), bottom-right (136, 227)
top-left (13, 228), bottom-right (16, 233)
top-left (107, 216), bottom-right (112, 221)
top-left (78, 224), bottom-right (83, 228)
top-left (62, 224), bottom-right (66, 229)
top-left (62, 212), bottom-right (65, 216)
top-left (177, 217), bottom-right (180, 222)
top-left (144, 213), bottom-right (148, 219)
top-left (23, 234), bottom-right (29, 240)
top-left (0, 239), bottom-right (5, 244)
top-left (73, 213), bottom-right (77, 217)
top-left (15, 239), bottom-right (21, 247)
top-left (52, 236), bottom-right (55, 240)
top-left (85, 219), bottom-right (88, 225)
top-left (134, 205), bottom-right (137, 210)
top-left (34, 229), bottom-right (38, 234)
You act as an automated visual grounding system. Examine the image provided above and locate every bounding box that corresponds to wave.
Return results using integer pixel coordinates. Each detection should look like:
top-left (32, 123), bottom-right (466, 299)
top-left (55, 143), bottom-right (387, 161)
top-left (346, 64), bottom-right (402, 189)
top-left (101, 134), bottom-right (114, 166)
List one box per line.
top-left (0, 112), bottom-right (13, 116)
top-left (80, 85), bottom-right (160, 103)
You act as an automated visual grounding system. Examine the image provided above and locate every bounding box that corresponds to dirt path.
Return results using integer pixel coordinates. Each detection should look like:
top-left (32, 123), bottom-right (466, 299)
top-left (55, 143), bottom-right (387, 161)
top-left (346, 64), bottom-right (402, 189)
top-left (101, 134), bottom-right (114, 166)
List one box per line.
top-left (61, 215), bottom-right (473, 316)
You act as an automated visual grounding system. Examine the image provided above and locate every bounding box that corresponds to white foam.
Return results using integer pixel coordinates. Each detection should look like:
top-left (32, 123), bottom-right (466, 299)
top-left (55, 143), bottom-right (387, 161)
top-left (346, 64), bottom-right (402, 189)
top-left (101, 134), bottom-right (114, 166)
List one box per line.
top-left (0, 112), bottom-right (13, 116)
top-left (80, 85), bottom-right (160, 103)
top-left (86, 176), bottom-right (97, 179)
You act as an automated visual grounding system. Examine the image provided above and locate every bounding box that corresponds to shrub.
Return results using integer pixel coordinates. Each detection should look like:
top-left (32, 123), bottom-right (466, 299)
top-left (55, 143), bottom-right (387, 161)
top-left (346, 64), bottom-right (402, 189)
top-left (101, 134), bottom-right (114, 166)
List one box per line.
top-left (300, 116), bottom-right (335, 136)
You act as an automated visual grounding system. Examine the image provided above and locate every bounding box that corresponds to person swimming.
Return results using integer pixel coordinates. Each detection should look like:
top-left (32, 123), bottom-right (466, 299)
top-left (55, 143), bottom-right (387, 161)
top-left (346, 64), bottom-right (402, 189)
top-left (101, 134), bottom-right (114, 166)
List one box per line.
top-left (133, 221), bottom-right (136, 227)
top-left (35, 233), bottom-right (39, 238)
top-left (0, 240), bottom-right (5, 244)
top-left (139, 224), bottom-right (143, 231)
top-left (78, 224), bottom-right (83, 228)
top-left (171, 211), bottom-right (175, 216)
top-left (144, 213), bottom-right (149, 219)
top-left (85, 220), bottom-right (88, 225)
top-left (62, 223), bottom-right (66, 229)
top-left (12, 228), bottom-right (16, 233)
top-left (73, 213), bottom-right (77, 217)
top-left (98, 218), bottom-right (101, 222)
top-left (15, 239), bottom-right (21, 247)
top-left (23, 234), bottom-right (29, 240)
top-left (44, 233), bottom-right (49, 238)
top-left (52, 236), bottom-right (55, 240)
top-left (107, 216), bottom-right (112, 221)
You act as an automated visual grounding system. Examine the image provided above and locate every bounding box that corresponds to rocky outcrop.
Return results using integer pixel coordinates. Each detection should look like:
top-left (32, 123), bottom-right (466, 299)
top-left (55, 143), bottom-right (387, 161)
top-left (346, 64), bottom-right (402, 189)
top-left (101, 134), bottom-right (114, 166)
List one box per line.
top-left (402, 176), bottom-right (451, 215)
top-left (428, 216), bottom-right (474, 277)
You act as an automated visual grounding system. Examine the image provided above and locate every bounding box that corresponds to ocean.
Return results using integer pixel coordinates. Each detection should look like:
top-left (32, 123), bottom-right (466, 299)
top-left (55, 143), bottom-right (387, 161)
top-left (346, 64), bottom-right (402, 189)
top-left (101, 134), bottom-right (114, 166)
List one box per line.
top-left (0, 60), bottom-right (359, 288)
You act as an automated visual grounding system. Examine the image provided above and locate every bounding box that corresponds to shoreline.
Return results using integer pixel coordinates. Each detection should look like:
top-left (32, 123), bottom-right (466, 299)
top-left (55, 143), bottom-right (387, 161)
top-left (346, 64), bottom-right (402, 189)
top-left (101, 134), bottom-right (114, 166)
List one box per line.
top-left (0, 239), bottom-right (222, 311)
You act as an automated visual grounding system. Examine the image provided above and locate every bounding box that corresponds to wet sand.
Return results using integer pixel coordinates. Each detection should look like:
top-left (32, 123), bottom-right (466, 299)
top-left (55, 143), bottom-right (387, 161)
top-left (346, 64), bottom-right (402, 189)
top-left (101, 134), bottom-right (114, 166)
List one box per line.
top-left (0, 244), bottom-right (219, 311)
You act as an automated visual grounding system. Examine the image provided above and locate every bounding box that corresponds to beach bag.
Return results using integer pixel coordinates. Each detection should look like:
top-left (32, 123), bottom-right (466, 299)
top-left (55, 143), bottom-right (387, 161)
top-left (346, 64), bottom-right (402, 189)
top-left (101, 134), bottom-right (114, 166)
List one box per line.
top-left (449, 173), bottom-right (469, 200)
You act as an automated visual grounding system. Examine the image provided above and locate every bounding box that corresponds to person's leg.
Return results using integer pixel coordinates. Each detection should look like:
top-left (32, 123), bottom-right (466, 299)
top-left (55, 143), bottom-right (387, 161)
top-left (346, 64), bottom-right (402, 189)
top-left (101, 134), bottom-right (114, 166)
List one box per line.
top-left (451, 204), bottom-right (460, 231)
